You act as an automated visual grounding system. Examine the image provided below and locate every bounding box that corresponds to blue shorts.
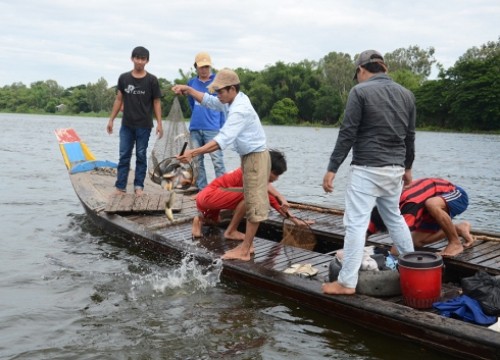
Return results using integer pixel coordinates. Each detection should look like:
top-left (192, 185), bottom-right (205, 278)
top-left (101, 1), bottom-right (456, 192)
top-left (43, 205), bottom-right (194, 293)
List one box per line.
top-left (418, 186), bottom-right (468, 232)
top-left (442, 186), bottom-right (469, 218)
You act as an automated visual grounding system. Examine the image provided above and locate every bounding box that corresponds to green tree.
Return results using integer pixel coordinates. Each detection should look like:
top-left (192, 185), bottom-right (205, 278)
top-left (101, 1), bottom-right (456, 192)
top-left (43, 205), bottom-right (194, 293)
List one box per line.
top-left (65, 85), bottom-right (91, 113)
top-left (444, 43), bottom-right (500, 130)
top-left (414, 79), bottom-right (450, 128)
top-left (390, 69), bottom-right (422, 92)
top-left (384, 45), bottom-right (437, 81)
top-left (86, 77), bottom-right (115, 113)
top-left (318, 52), bottom-right (354, 106)
top-left (267, 98), bottom-right (299, 125)
top-left (414, 38), bottom-right (500, 131)
top-left (29, 80), bottom-right (64, 111)
top-left (313, 85), bottom-right (343, 125)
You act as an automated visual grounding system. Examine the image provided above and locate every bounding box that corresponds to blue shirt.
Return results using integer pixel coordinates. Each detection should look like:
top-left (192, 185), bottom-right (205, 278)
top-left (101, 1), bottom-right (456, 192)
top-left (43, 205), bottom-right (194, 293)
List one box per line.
top-left (202, 92), bottom-right (267, 156)
top-left (187, 74), bottom-right (225, 131)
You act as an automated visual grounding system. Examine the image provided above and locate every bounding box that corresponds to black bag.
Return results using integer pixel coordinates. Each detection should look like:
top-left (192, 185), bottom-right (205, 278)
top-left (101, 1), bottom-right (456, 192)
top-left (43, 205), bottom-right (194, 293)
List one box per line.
top-left (461, 270), bottom-right (500, 316)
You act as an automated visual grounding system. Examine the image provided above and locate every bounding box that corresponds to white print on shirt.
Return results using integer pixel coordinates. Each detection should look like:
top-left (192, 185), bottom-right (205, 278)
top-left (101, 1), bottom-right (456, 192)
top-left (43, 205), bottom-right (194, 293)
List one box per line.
top-left (124, 85), bottom-right (146, 95)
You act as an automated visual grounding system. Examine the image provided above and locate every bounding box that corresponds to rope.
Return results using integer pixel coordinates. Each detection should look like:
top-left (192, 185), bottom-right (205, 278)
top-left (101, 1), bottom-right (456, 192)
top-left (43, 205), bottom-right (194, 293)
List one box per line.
top-left (475, 235), bottom-right (500, 243)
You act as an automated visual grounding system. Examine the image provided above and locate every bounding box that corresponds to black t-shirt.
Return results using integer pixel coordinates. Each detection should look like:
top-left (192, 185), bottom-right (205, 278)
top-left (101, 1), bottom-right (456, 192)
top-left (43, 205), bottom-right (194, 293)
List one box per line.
top-left (117, 71), bottom-right (162, 128)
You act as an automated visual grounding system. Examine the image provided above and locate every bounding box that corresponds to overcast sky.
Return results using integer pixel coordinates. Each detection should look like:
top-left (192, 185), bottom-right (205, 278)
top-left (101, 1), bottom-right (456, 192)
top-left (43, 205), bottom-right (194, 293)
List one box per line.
top-left (1, 0), bottom-right (498, 88)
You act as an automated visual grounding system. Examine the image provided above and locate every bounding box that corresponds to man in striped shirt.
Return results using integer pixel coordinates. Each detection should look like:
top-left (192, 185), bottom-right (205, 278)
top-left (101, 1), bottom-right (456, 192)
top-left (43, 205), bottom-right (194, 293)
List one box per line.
top-left (368, 178), bottom-right (475, 256)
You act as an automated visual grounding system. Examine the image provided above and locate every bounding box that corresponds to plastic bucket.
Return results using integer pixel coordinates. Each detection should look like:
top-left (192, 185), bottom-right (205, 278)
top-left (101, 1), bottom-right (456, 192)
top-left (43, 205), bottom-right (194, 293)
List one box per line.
top-left (398, 251), bottom-right (443, 309)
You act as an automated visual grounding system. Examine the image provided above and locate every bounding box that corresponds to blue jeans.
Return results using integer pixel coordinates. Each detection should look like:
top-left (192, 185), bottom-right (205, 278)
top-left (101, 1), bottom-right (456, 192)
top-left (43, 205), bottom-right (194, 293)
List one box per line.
top-left (338, 165), bottom-right (414, 288)
top-left (115, 125), bottom-right (152, 191)
top-left (190, 130), bottom-right (226, 190)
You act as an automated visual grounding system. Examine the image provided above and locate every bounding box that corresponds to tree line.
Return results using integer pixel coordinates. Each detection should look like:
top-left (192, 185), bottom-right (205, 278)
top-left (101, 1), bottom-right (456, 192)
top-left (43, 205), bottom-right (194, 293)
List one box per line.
top-left (1, 38), bottom-right (498, 131)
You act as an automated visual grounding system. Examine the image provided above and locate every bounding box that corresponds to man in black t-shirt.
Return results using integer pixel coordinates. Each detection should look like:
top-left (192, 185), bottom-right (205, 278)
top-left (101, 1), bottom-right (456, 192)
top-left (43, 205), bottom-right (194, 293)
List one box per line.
top-left (107, 46), bottom-right (163, 196)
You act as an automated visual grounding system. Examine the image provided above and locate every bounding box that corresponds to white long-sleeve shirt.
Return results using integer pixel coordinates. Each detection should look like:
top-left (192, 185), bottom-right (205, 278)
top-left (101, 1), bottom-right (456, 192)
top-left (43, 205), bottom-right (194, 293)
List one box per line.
top-left (201, 92), bottom-right (267, 156)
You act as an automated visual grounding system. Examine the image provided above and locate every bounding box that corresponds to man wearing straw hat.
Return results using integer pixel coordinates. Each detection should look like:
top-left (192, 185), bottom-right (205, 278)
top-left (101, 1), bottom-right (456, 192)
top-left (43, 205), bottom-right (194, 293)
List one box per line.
top-left (172, 68), bottom-right (269, 261)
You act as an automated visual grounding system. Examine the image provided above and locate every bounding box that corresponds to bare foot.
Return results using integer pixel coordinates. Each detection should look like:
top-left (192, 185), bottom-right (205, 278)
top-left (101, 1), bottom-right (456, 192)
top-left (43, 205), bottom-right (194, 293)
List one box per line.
top-left (192, 216), bottom-right (202, 238)
top-left (222, 245), bottom-right (252, 261)
top-left (224, 230), bottom-right (245, 241)
top-left (439, 242), bottom-right (464, 257)
top-left (113, 189), bottom-right (126, 196)
top-left (134, 188), bottom-right (144, 196)
top-left (322, 281), bottom-right (356, 295)
top-left (457, 221), bottom-right (476, 248)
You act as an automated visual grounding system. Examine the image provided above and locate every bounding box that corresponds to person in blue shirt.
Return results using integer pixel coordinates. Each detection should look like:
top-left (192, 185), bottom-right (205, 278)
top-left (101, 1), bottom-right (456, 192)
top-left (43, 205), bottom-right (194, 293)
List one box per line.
top-left (172, 68), bottom-right (269, 262)
top-left (187, 52), bottom-right (226, 190)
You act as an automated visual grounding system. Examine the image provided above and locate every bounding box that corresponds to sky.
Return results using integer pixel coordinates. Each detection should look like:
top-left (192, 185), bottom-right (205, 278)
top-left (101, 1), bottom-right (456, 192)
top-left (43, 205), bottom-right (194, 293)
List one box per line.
top-left (0, 0), bottom-right (499, 89)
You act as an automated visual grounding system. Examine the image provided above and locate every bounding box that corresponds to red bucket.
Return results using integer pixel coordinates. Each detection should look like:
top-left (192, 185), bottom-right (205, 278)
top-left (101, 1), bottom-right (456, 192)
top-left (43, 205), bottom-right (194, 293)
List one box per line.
top-left (398, 252), bottom-right (443, 309)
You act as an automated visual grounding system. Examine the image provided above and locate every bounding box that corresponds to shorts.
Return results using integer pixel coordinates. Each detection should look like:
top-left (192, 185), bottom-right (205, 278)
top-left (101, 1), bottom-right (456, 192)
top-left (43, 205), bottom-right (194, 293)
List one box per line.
top-left (242, 150), bottom-right (271, 223)
top-left (418, 186), bottom-right (469, 232)
top-left (443, 186), bottom-right (469, 218)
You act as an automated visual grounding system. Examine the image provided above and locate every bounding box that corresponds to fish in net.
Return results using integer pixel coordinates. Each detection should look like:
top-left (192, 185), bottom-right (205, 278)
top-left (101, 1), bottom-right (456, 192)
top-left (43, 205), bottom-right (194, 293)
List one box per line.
top-left (149, 97), bottom-right (198, 192)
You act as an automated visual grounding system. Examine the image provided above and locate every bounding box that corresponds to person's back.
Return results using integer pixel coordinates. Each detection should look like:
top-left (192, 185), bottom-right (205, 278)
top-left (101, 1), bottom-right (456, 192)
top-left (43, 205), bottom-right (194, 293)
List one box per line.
top-left (322, 49), bottom-right (415, 295)
top-left (349, 75), bottom-right (415, 168)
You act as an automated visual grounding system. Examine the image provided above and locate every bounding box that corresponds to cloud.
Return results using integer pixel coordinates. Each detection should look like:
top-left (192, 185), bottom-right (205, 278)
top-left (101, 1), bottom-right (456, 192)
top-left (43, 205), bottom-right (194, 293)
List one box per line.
top-left (1, 0), bottom-right (499, 88)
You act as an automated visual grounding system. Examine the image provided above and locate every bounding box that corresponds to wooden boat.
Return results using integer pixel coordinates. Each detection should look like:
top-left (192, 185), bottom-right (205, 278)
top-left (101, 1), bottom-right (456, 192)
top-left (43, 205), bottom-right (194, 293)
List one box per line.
top-left (55, 124), bottom-right (500, 360)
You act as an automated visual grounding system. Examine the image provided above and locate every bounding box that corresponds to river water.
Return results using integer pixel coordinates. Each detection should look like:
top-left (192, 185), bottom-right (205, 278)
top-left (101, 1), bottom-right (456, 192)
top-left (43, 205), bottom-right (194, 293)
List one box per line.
top-left (1, 113), bottom-right (499, 360)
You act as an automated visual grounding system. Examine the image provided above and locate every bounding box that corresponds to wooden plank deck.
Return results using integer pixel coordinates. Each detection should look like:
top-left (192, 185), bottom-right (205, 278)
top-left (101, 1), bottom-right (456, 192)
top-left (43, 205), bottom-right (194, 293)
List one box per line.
top-left (105, 192), bottom-right (183, 214)
top-left (263, 203), bottom-right (500, 276)
top-left (87, 168), bottom-right (500, 276)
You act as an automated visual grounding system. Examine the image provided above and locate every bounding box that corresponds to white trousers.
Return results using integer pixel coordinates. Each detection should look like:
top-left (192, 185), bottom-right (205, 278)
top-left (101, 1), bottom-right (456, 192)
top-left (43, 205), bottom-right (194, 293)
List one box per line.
top-left (338, 165), bottom-right (414, 288)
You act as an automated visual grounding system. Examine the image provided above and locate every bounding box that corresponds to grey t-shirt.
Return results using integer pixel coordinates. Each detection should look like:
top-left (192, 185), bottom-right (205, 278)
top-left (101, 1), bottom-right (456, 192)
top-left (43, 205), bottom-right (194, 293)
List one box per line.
top-left (327, 73), bottom-right (416, 173)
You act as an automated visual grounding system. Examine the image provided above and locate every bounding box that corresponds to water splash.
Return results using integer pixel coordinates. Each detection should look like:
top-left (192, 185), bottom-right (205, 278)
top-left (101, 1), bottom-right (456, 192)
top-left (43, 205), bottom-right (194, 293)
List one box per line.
top-left (130, 255), bottom-right (223, 298)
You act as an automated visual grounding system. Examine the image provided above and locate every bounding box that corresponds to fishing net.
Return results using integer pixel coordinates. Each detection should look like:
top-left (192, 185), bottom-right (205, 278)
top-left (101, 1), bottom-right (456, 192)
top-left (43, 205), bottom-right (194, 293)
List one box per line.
top-left (280, 217), bottom-right (316, 251)
top-left (148, 97), bottom-right (197, 191)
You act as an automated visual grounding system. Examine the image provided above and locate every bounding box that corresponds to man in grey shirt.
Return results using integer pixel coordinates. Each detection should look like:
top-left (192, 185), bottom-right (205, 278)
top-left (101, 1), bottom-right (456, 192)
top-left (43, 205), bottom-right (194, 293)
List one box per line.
top-left (322, 50), bottom-right (415, 295)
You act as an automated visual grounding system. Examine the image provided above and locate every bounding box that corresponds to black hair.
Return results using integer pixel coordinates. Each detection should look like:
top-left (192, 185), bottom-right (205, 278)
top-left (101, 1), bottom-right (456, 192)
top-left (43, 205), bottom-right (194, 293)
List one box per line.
top-left (361, 56), bottom-right (387, 74)
top-left (131, 46), bottom-right (149, 60)
top-left (269, 149), bottom-right (287, 175)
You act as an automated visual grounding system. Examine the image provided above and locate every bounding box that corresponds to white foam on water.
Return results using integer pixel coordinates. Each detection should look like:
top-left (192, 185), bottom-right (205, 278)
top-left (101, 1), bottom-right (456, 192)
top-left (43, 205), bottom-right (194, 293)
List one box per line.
top-left (129, 255), bottom-right (223, 299)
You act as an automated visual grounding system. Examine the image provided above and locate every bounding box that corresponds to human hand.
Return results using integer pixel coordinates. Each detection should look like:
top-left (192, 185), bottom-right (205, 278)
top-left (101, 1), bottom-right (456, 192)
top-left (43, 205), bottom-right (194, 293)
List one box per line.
top-left (176, 149), bottom-right (193, 163)
top-left (156, 125), bottom-right (163, 139)
top-left (322, 171), bottom-right (335, 193)
top-left (279, 198), bottom-right (290, 214)
top-left (106, 119), bottom-right (113, 134)
top-left (172, 85), bottom-right (189, 95)
top-left (402, 169), bottom-right (412, 189)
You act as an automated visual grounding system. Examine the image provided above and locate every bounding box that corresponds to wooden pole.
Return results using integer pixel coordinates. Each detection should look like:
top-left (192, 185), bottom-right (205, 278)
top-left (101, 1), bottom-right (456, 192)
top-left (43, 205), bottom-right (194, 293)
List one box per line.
top-left (289, 202), bottom-right (344, 216)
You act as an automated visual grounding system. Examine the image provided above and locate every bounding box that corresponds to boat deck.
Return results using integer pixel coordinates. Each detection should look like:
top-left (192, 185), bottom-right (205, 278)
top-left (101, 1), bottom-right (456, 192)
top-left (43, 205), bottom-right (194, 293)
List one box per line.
top-left (87, 167), bottom-right (500, 277)
top-left (263, 203), bottom-right (500, 276)
top-left (68, 167), bottom-right (500, 360)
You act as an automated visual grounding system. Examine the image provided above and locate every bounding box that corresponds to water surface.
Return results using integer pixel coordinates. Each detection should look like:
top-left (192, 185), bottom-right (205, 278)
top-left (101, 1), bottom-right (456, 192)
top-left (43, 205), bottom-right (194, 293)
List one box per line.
top-left (1, 114), bottom-right (498, 359)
